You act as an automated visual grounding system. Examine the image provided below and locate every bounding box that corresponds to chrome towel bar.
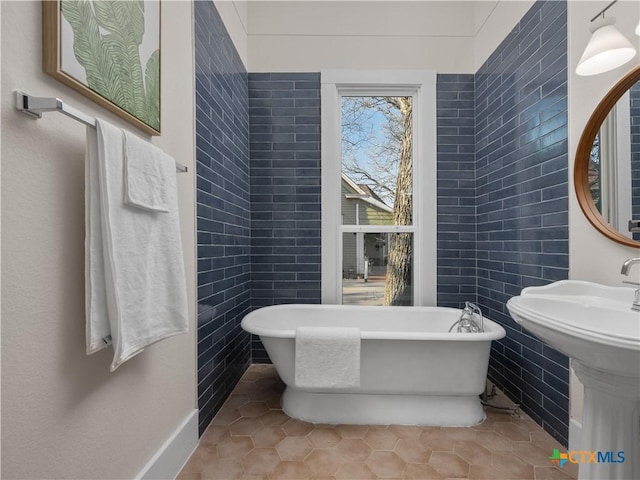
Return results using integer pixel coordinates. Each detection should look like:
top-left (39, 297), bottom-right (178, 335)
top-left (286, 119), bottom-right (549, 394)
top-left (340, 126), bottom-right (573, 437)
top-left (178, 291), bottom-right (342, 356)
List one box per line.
top-left (15, 91), bottom-right (188, 173)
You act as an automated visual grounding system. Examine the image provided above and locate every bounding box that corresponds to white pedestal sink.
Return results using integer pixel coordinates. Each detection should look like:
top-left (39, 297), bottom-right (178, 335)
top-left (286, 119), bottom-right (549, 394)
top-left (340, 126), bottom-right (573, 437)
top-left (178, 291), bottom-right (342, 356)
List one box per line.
top-left (507, 280), bottom-right (640, 480)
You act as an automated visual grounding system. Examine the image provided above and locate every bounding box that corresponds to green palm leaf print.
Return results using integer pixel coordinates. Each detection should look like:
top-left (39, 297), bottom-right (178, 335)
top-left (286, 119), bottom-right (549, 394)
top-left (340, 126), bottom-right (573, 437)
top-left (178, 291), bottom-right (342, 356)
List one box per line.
top-left (62, 0), bottom-right (160, 131)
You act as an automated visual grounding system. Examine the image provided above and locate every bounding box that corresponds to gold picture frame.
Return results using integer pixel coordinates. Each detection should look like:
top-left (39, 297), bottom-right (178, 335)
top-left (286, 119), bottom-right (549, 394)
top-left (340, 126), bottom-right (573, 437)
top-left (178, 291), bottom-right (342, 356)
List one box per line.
top-left (43, 0), bottom-right (161, 135)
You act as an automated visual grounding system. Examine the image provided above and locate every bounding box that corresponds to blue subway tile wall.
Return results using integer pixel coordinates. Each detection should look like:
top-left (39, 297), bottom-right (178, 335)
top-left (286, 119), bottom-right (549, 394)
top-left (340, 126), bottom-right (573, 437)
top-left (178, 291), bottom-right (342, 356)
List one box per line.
top-left (193, 0), bottom-right (570, 443)
top-left (195, 1), bottom-right (251, 435)
top-left (631, 82), bottom-right (640, 241)
top-left (475, 0), bottom-right (570, 445)
top-left (248, 73), bottom-right (322, 362)
top-left (436, 74), bottom-right (477, 308)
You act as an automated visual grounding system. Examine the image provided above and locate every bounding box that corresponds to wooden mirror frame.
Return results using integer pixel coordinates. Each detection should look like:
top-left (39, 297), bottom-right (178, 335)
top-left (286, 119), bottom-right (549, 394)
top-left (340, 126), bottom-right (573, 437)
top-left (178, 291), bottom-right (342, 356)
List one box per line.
top-left (575, 65), bottom-right (640, 248)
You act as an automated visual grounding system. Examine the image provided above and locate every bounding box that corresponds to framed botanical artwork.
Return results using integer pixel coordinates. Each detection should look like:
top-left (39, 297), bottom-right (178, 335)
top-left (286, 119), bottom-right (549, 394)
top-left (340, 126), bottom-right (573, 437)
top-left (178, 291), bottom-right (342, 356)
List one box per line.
top-left (43, 0), bottom-right (161, 135)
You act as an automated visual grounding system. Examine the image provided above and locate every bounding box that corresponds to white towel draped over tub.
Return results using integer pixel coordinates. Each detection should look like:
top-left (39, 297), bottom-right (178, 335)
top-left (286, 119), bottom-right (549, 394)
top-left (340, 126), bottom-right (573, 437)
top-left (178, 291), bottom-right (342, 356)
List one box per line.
top-left (294, 326), bottom-right (361, 389)
top-left (85, 119), bottom-right (188, 371)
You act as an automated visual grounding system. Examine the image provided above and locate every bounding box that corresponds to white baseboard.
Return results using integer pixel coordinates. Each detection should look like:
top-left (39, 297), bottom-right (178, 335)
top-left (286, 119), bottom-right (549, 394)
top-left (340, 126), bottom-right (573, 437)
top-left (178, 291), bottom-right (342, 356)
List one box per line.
top-left (136, 409), bottom-right (199, 480)
top-left (569, 418), bottom-right (582, 452)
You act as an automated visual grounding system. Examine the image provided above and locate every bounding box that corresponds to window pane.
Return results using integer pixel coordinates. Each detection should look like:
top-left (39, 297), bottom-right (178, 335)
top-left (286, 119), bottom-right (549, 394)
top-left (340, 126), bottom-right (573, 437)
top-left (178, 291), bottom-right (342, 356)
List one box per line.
top-left (590, 132), bottom-right (602, 213)
top-left (342, 232), bottom-right (413, 306)
top-left (341, 96), bottom-right (413, 226)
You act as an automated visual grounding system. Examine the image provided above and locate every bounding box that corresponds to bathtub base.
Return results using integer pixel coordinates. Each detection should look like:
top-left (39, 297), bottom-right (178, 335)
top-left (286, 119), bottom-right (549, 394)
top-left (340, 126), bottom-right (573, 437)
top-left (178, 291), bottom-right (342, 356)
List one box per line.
top-left (282, 387), bottom-right (486, 426)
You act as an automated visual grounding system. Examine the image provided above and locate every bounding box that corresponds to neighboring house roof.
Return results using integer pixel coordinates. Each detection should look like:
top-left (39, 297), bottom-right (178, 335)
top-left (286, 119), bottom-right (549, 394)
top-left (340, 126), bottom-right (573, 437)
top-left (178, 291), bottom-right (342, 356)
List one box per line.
top-left (342, 173), bottom-right (393, 213)
top-left (357, 183), bottom-right (387, 204)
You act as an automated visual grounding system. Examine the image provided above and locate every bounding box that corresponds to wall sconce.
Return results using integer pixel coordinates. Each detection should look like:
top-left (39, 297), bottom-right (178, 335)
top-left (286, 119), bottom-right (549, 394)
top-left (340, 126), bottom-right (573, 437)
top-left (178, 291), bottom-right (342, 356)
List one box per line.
top-left (576, 0), bottom-right (637, 76)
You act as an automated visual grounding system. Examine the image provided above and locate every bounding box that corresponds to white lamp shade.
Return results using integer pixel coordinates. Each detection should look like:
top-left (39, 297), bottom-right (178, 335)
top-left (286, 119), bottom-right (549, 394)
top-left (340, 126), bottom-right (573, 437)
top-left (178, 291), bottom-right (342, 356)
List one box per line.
top-left (576, 17), bottom-right (636, 76)
top-left (636, 18), bottom-right (640, 36)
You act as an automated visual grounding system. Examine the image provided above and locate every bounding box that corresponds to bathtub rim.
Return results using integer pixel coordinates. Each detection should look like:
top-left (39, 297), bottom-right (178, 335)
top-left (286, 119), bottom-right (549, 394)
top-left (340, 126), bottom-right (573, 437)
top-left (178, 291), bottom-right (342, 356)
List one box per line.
top-left (241, 304), bottom-right (506, 341)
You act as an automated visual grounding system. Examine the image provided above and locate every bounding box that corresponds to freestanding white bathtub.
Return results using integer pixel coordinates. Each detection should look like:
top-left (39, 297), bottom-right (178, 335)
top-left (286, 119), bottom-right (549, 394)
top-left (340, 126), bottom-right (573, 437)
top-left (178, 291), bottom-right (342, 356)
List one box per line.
top-left (241, 304), bottom-right (506, 426)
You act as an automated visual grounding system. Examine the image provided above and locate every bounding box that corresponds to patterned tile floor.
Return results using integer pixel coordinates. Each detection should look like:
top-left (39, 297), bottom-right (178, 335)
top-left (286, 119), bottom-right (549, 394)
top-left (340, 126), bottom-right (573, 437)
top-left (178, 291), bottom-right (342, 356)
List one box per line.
top-left (178, 365), bottom-right (577, 479)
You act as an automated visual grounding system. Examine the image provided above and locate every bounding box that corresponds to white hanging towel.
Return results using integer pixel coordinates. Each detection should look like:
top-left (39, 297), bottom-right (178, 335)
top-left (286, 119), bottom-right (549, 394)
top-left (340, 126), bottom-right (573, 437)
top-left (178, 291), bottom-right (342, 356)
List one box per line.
top-left (123, 130), bottom-right (170, 213)
top-left (85, 119), bottom-right (188, 371)
top-left (85, 127), bottom-right (111, 353)
top-left (294, 326), bottom-right (361, 389)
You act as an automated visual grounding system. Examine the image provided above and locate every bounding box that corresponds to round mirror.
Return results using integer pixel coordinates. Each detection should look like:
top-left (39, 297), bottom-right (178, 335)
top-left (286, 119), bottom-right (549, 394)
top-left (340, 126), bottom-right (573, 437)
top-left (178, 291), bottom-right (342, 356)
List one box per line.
top-left (575, 65), bottom-right (640, 248)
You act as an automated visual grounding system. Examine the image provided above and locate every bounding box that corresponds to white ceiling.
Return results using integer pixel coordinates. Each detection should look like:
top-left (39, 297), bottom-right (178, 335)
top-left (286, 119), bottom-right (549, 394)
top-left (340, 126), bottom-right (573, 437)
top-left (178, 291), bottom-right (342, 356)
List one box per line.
top-left (217, 0), bottom-right (537, 72)
top-left (244, 1), bottom-right (500, 37)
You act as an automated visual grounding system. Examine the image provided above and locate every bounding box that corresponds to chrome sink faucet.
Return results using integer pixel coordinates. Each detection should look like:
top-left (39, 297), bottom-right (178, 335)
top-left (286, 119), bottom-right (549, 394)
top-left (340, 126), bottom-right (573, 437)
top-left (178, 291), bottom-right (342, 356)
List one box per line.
top-left (620, 258), bottom-right (640, 312)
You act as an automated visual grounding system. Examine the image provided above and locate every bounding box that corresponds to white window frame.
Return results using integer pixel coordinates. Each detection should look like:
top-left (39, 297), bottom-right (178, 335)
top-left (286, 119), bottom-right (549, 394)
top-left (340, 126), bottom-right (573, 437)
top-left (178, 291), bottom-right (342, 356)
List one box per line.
top-left (321, 70), bottom-right (437, 306)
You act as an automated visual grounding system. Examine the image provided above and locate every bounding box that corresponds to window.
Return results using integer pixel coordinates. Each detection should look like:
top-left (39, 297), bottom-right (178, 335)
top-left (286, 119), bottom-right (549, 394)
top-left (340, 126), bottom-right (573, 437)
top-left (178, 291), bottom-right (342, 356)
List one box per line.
top-left (321, 71), bottom-right (437, 306)
top-left (590, 91), bottom-right (633, 235)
